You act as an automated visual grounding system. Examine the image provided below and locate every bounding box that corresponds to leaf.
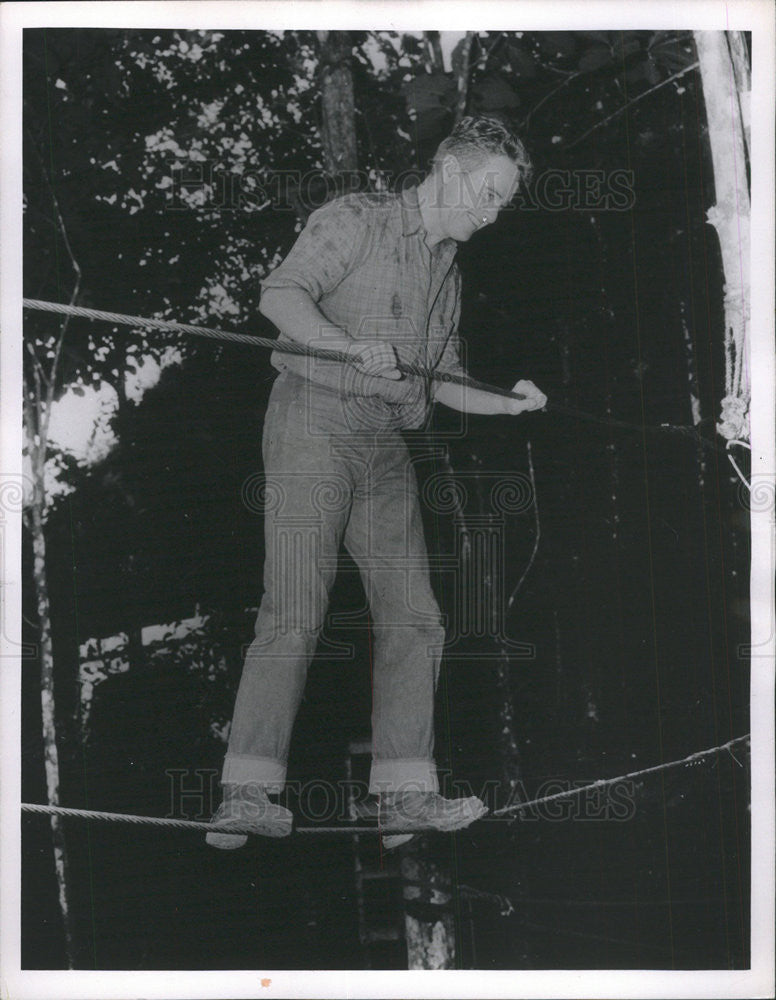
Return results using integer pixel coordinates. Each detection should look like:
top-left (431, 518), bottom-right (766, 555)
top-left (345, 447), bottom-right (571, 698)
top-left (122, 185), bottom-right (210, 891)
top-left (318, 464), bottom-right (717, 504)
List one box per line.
top-left (538, 32), bottom-right (577, 59)
top-left (612, 38), bottom-right (642, 62)
top-left (414, 105), bottom-right (453, 141)
top-left (471, 73), bottom-right (520, 111)
top-left (578, 45), bottom-right (613, 73)
top-left (402, 72), bottom-right (456, 115)
top-left (647, 30), bottom-right (677, 51)
top-left (650, 42), bottom-right (695, 73)
top-left (505, 41), bottom-right (537, 78)
top-left (401, 33), bottom-right (424, 57)
top-left (624, 62), bottom-right (648, 85)
top-left (577, 31), bottom-right (613, 46)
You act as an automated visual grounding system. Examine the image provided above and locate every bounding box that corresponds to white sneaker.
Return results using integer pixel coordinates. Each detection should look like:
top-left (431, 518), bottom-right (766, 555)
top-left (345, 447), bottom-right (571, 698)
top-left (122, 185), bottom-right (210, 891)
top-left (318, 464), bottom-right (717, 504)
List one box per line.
top-left (205, 784), bottom-right (293, 849)
top-left (379, 791), bottom-right (487, 850)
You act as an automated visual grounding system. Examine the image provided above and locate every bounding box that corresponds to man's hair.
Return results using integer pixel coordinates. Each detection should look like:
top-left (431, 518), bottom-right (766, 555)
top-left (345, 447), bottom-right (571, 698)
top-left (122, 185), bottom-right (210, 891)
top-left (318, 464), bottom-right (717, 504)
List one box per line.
top-left (433, 115), bottom-right (532, 186)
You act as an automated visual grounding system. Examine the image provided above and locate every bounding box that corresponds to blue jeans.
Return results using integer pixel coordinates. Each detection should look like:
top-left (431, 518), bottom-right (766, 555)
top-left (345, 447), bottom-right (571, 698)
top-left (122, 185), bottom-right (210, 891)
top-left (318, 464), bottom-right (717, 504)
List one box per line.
top-left (222, 371), bottom-right (444, 795)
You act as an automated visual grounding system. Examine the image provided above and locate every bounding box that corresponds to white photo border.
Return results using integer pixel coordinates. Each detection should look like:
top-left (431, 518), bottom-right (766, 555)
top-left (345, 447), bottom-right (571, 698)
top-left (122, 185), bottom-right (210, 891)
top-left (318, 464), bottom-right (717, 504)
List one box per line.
top-left (2, 2), bottom-right (773, 998)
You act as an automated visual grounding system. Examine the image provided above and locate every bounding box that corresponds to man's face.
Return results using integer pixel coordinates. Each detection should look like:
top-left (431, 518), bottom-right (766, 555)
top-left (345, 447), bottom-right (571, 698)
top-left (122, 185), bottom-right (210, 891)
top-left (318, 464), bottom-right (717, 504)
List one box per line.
top-left (437, 152), bottom-right (521, 242)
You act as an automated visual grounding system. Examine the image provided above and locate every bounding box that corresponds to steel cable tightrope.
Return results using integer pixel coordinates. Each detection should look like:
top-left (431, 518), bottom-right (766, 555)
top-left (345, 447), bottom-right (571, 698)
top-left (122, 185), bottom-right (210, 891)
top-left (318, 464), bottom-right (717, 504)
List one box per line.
top-left (21, 297), bottom-right (527, 402)
top-left (492, 734), bottom-right (749, 819)
top-left (22, 297), bottom-right (724, 445)
top-left (21, 735), bottom-right (749, 836)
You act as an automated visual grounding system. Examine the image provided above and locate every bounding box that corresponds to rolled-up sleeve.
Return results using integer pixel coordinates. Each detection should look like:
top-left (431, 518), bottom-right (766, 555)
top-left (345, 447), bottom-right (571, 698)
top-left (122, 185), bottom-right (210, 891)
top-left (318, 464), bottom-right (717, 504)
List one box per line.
top-left (260, 197), bottom-right (370, 302)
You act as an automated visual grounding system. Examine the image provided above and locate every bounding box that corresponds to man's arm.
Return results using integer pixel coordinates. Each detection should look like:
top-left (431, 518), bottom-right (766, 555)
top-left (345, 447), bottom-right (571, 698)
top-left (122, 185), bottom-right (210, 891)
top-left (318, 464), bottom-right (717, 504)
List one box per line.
top-left (259, 198), bottom-right (401, 380)
top-left (260, 285), bottom-right (401, 379)
top-left (259, 285), bottom-right (351, 355)
top-left (435, 378), bottom-right (547, 415)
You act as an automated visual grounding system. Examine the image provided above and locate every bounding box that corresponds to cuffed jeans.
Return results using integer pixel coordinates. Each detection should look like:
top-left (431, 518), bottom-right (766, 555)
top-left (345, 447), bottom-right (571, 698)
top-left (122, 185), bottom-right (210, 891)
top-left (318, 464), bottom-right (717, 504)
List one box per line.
top-left (222, 370), bottom-right (444, 796)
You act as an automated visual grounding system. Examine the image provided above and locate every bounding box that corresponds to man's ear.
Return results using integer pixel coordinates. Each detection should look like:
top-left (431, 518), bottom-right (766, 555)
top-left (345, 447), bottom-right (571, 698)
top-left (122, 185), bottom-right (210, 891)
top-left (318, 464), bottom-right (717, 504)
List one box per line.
top-left (440, 153), bottom-right (460, 184)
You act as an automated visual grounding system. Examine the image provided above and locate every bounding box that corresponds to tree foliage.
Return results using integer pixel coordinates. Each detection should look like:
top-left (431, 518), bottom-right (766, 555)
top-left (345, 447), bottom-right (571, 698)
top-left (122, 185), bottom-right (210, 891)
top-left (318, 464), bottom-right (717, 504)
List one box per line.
top-left (23, 23), bottom-right (743, 775)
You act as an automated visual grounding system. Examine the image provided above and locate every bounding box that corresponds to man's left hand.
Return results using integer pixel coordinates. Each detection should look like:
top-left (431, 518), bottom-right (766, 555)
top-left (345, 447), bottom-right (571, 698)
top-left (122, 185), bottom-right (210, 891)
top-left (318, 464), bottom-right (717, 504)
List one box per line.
top-left (502, 380), bottom-right (547, 415)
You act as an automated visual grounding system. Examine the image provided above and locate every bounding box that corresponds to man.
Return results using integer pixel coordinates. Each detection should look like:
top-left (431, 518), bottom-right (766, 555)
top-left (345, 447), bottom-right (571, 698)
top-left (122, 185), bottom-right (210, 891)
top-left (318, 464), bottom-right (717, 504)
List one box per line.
top-left (207, 115), bottom-right (547, 850)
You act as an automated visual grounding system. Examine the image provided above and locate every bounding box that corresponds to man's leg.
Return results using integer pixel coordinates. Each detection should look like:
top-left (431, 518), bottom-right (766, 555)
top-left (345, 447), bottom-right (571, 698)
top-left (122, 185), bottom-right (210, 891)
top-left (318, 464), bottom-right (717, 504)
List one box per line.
top-left (208, 375), bottom-right (353, 847)
top-left (343, 439), bottom-right (442, 793)
top-left (343, 438), bottom-right (486, 845)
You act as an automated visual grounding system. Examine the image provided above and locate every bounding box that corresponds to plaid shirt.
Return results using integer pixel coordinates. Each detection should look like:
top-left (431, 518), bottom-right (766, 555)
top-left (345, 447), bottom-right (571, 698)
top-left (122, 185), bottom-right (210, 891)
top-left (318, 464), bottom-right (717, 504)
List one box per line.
top-left (260, 186), bottom-right (465, 430)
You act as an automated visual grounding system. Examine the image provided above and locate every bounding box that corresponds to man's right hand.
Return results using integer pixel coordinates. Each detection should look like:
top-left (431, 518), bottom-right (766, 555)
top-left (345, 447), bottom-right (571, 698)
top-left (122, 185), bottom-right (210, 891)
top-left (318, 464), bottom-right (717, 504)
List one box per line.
top-left (346, 341), bottom-right (402, 380)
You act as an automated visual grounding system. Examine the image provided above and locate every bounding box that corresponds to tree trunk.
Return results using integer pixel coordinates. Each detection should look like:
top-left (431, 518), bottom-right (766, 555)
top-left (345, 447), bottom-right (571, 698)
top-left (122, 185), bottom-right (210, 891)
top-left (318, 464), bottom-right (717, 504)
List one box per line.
top-left (454, 32), bottom-right (476, 124)
top-left (425, 31), bottom-right (445, 72)
top-left (693, 31), bottom-right (751, 442)
top-left (28, 482), bottom-right (78, 968)
top-left (24, 135), bottom-right (82, 969)
top-left (725, 32), bottom-right (751, 167)
top-left (316, 31), bottom-right (358, 175)
top-left (401, 842), bottom-right (456, 968)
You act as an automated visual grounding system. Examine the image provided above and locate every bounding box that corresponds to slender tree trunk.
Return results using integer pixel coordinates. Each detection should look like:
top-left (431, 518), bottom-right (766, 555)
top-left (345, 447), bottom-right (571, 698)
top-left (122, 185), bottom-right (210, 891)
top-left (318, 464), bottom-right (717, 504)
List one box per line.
top-left (425, 31), bottom-right (445, 72)
top-left (693, 31), bottom-right (751, 441)
top-left (24, 133), bottom-right (82, 970)
top-left (316, 31), bottom-right (358, 175)
top-left (25, 346), bottom-right (79, 968)
top-left (27, 479), bottom-right (78, 968)
top-left (454, 32), bottom-right (476, 124)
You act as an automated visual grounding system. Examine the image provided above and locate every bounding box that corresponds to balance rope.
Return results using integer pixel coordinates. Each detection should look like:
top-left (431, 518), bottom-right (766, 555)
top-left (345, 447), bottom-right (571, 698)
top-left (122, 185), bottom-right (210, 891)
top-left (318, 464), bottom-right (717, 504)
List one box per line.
top-left (22, 297), bottom-right (525, 401)
top-left (21, 734), bottom-right (749, 836)
top-left (23, 298), bottom-right (724, 449)
top-left (492, 734), bottom-right (749, 819)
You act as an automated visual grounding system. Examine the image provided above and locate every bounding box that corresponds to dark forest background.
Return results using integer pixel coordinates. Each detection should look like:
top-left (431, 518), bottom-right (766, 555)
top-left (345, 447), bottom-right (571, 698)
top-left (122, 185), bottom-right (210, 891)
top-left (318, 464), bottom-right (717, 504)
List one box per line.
top-left (22, 28), bottom-right (750, 971)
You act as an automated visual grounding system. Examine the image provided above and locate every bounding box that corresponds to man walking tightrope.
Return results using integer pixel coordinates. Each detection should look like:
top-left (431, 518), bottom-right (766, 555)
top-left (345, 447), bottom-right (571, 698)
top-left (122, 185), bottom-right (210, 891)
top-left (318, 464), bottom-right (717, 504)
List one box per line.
top-left (207, 116), bottom-right (547, 850)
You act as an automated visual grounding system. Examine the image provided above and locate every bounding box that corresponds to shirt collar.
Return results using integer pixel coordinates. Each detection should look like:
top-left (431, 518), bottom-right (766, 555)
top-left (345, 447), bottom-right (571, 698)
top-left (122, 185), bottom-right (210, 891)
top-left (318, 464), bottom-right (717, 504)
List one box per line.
top-left (399, 184), bottom-right (458, 262)
top-left (399, 184), bottom-right (424, 237)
